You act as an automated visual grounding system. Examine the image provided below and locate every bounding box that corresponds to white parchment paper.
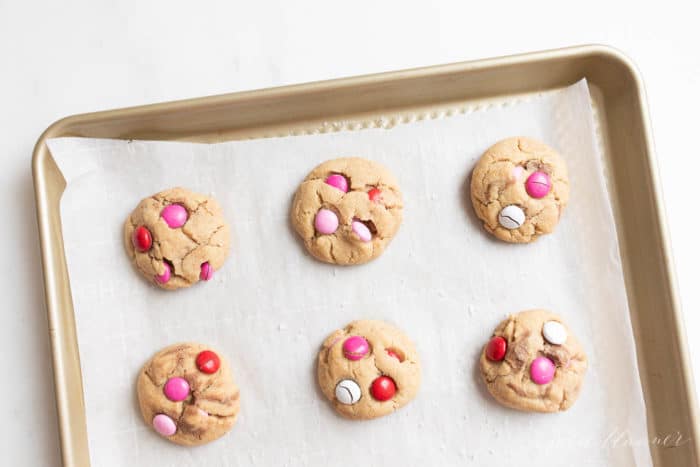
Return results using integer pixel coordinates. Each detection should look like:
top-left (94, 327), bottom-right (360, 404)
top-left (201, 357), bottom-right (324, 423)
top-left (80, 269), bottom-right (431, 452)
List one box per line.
top-left (48, 80), bottom-right (653, 467)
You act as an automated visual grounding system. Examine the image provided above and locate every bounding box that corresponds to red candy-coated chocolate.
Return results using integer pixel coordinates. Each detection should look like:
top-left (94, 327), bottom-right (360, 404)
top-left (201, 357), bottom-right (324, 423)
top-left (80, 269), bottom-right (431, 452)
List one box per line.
top-left (132, 226), bottom-right (152, 252)
top-left (485, 336), bottom-right (507, 361)
top-left (386, 349), bottom-right (401, 361)
top-left (370, 375), bottom-right (396, 401)
top-left (368, 188), bottom-right (382, 202)
top-left (196, 350), bottom-right (220, 374)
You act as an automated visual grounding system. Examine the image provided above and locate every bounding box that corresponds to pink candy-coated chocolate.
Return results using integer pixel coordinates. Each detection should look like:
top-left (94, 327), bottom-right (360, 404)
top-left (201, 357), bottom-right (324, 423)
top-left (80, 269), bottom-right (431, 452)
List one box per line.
top-left (342, 336), bottom-right (370, 361)
top-left (200, 262), bottom-right (213, 281)
top-left (197, 408), bottom-right (209, 417)
top-left (314, 208), bottom-right (339, 234)
top-left (155, 262), bottom-right (171, 284)
top-left (511, 166), bottom-right (525, 182)
top-left (163, 377), bottom-right (190, 401)
top-left (325, 174), bottom-right (349, 193)
top-left (525, 171), bottom-right (552, 198)
top-left (161, 204), bottom-right (188, 228)
top-left (530, 356), bottom-right (555, 385)
top-left (152, 414), bottom-right (177, 436)
top-left (351, 220), bottom-right (372, 242)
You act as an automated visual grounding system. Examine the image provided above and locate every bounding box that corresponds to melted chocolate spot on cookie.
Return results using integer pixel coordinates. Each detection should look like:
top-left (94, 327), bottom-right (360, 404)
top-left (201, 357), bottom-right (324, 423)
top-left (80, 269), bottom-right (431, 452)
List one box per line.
top-left (544, 345), bottom-right (570, 367)
top-left (505, 341), bottom-right (530, 371)
top-left (361, 219), bottom-right (378, 235)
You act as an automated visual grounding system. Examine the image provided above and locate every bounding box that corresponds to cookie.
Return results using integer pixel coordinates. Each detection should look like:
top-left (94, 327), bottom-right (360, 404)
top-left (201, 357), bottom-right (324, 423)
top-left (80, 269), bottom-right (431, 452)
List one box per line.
top-left (470, 137), bottom-right (569, 243)
top-left (479, 309), bottom-right (587, 412)
top-left (136, 343), bottom-right (240, 446)
top-left (291, 157), bottom-right (403, 265)
top-left (124, 187), bottom-right (230, 290)
top-left (317, 320), bottom-right (421, 420)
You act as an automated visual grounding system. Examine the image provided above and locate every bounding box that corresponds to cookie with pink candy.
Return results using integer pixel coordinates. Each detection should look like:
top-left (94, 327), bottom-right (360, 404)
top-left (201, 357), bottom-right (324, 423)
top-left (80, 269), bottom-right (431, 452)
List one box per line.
top-left (124, 187), bottom-right (230, 290)
top-left (290, 157), bottom-right (403, 265)
top-left (317, 320), bottom-right (422, 420)
top-left (470, 137), bottom-right (569, 243)
top-left (479, 309), bottom-right (588, 412)
top-left (136, 343), bottom-right (240, 446)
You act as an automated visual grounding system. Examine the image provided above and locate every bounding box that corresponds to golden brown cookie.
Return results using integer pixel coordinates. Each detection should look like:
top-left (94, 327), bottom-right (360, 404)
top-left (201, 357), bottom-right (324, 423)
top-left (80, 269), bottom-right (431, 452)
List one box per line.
top-left (479, 310), bottom-right (587, 413)
top-left (291, 158), bottom-right (403, 265)
top-left (470, 137), bottom-right (569, 243)
top-left (317, 320), bottom-right (421, 420)
top-left (136, 343), bottom-right (240, 446)
top-left (124, 187), bottom-right (230, 290)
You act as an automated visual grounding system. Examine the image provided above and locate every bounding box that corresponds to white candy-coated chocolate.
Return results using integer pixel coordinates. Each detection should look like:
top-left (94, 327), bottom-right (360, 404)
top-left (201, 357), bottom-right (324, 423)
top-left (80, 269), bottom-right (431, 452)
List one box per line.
top-left (498, 205), bottom-right (526, 230)
top-left (542, 321), bottom-right (567, 345)
top-left (335, 379), bottom-right (362, 405)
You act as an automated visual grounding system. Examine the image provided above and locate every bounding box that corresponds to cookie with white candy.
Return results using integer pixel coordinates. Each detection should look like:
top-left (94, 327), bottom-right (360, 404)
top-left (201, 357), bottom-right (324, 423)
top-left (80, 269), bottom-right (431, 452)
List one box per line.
top-left (317, 320), bottom-right (421, 420)
top-left (470, 137), bottom-right (569, 243)
top-left (479, 309), bottom-right (587, 413)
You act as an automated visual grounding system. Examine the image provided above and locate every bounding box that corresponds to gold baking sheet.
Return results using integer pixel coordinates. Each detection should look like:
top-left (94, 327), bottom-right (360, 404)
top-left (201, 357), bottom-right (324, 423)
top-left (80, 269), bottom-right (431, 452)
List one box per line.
top-left (32, 44), bottom-right (698, 467)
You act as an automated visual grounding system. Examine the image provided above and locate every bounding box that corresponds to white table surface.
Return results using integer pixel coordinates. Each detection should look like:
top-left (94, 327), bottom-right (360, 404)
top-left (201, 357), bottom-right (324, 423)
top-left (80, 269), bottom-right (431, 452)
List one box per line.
top-left (1, 1), bottom-right (698, 464)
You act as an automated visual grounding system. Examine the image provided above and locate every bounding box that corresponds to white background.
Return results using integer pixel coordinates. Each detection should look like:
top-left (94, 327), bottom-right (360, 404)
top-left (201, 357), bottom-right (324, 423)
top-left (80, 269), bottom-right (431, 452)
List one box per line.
top-left (0, 1), bottom-right (698, 465)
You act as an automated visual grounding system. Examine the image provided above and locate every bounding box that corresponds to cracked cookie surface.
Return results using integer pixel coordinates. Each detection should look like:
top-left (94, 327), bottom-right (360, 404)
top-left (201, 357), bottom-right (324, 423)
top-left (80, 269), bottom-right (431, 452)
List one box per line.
top-left (317, 320), bottom-right (421, 420)
top-left (136, 342), bottom-right (240, 446)
top-left (291, 157), bottom-right (403, 265)
top-left (470, 137), bottom-right (569, 243)
top-left (124, 187), bottom-right (230, 290)
top-left (479, 309), bottom-right (587, 413)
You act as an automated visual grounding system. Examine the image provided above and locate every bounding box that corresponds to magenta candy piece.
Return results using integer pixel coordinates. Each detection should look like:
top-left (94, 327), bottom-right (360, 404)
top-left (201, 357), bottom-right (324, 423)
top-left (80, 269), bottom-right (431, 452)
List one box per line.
top-left (152, 414), bottom-right (177, 436)
top-left (525, 171), bottom-right (552, 198)
top-left (155, 262), bottom-right (171, 284)
top-left (161, 204), bottom-right (188, 228)
top-left (342, 336), bottom-right (370, 361)
top-left (325, 174), bottom-right (349, 193)
top-left (163, 377), bottom-right (190, 401)
top-left (530, 356), bottom-right (556, 385)
top-left (351, 220), bottom-right (372, 242)
top-left (200, 262), bottom-right (213, 281)
top-left (314, 208), bottom-right (339, 234)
